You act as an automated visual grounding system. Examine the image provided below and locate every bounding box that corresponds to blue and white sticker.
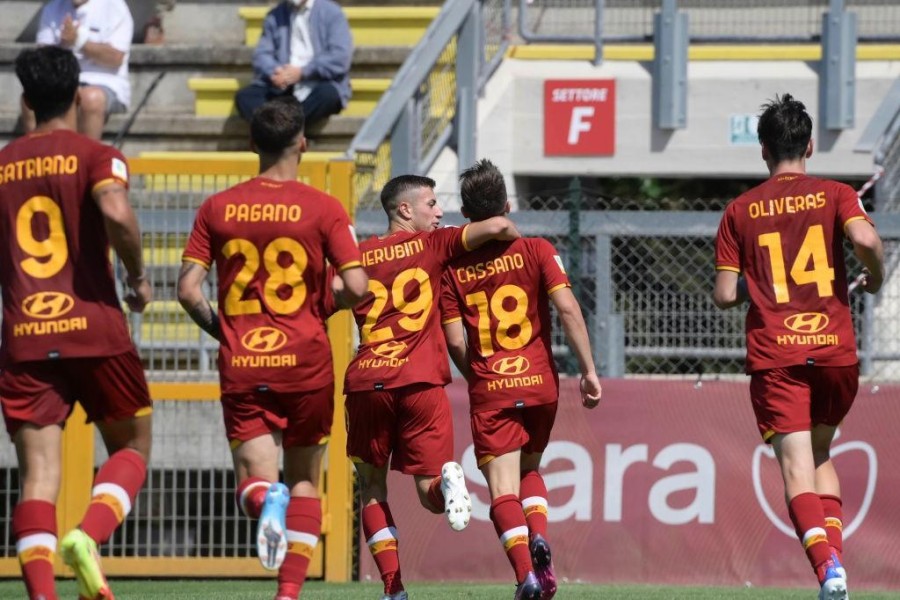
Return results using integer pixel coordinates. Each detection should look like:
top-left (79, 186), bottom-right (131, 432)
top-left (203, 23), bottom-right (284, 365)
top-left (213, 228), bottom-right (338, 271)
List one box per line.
top-left (111, 157), bottom-right (128, 182)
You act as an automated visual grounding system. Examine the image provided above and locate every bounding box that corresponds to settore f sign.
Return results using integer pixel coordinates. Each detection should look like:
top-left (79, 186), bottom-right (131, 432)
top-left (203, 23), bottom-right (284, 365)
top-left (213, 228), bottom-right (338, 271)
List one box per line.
top-left (544, 79), bottom-right (616, 156)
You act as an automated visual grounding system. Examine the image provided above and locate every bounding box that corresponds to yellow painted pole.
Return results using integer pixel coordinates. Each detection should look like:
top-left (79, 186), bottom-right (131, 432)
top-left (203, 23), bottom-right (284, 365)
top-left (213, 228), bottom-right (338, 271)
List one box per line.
top-left (323, 159), bottom-right (357, 582)
top-left (56, 404), bottom-right (94, 574)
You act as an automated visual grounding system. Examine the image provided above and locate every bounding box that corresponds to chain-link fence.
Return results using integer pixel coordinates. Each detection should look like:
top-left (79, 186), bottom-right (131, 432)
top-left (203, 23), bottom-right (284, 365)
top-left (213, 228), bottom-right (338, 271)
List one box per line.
top-left (518, 0), bottom-right (900, 43)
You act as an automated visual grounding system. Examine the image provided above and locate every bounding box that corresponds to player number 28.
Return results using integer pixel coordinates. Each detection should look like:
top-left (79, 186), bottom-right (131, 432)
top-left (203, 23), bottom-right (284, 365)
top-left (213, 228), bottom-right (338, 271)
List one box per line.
top-left (758, 224), bottom-right (834, 303)
top-left (465, 284), bottom-right (533, 357)
top-left (362, 267), bottom-right (431, 344)
top-left (222, 237), bottom-right (308, 316)
top-left (16, 195), bottom-right (69, 279)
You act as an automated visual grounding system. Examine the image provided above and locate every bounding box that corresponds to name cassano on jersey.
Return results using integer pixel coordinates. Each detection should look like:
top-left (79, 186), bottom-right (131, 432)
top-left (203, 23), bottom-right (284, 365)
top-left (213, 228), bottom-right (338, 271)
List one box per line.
top-left (748, 191), bottom-right (826, 219)
top-left (362, 238), bottom-right (424, 267)
top-left (455, 252), bottom-right (525, 283)
top-left (0, 155), bottom-right (78, 185)
top-left (224, 203), bottom-right (302, 223)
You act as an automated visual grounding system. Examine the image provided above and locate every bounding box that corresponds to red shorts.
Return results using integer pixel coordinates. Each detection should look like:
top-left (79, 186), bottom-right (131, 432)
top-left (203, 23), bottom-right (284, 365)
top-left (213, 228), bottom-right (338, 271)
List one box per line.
top-left (221, 384), bottom-right (334, 449)
top-left (0, 350), bottom-right (151, 438)
top-left (345, 383), bottom-right (452, 476)
top-left (750, 364), bottom-right (859, 442)
top-left (471, 402), bottom-right (558, 467)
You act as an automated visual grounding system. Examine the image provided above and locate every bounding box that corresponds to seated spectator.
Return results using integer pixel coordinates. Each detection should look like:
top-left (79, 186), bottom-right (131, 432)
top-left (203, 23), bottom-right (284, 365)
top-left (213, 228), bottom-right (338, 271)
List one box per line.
top-left (21, 0), bottom-right (133, 141)
top-left (235, 0), bottom-right (352, 128)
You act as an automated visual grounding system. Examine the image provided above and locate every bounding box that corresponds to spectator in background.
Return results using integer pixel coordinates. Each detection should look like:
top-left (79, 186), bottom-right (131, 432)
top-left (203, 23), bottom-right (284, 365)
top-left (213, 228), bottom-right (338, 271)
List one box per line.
top-left (235, 0), bottom-right (352, 129)
top-left (22, 0), bottom-right (134, 141)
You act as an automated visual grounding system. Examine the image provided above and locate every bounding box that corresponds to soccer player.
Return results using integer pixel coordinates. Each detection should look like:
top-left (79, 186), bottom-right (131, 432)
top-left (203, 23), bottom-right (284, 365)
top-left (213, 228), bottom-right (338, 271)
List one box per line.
top-left (177, 98), bottom-right (367, 600)
top-left (1, 46), bottom-right (153, 600)
top-left (713, 94), bottom-right (884, 600)
top-left (440, 159), bottom-right (602, 600)
top-left (343, 174), bottom-right (521, 600)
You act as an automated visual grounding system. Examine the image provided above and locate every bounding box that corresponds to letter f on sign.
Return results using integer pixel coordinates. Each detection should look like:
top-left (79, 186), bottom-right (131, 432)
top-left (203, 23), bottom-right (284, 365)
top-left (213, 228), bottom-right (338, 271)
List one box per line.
top-left (568, 106), bottom-right (594, 144)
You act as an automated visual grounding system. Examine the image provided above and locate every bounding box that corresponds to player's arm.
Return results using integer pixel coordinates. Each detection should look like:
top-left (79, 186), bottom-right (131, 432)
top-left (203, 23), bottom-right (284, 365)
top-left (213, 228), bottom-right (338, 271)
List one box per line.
top-left (712, 270), bottom-right (749, 309)
top-left (442, 318), bottom-right (472, 381)
top-left (176, 262), bottom-right (220, 339)
top-left (549, 287), bottom-right (601, 408)
top-left (94, 182), bottom-right (151, 313)
top-left (846, 219), bottom-right (885, 294)
top-left (332, 266), bottom-right (369, 309)
top-left (461, 216), bottom-right (521, 250)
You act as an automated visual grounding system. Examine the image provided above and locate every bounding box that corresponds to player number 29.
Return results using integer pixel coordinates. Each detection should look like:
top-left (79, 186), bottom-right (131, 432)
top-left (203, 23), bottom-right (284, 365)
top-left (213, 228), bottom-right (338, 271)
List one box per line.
top-left (758, 224), bottom-right (835, 303)
top-left (361, 267), bottom-right (432, 344)
top-left (16, 195), bottom-right (69, 279)
top-left (222, 237), bottom-right (309, 316)
top-left (465, 284), bottom-right (533, 357)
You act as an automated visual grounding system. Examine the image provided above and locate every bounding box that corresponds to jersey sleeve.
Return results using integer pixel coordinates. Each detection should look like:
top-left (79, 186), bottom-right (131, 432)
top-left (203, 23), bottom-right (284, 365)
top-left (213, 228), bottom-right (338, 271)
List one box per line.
top-left (322, 197), bottom-right (362, 271)
top-left (439, 268), bottom-right (462, 324)
top-left (715, 203), bottom-right (741, 273)
top-left (534, 238), bottom-right (571, 294)
top-left (428, 225), bottom-right (468, 265)
top-left (107, 1), bottom-right (134, 53)
top-left (88, 145), bottom-right (129, 193)
top-left (36, 5), bottom-right (57, 45)
top-left (834, 182), bottom-right (873, 230)
top-left (182, 201), bottom-right (213, 269)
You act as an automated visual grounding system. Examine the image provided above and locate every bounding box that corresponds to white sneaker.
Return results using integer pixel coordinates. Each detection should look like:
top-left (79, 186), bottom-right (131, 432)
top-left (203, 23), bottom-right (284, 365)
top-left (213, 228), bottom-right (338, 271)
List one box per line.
top-left (819, 576), bottom-right (849, 600)
top-left (440, 461), bottom-right (472, 531)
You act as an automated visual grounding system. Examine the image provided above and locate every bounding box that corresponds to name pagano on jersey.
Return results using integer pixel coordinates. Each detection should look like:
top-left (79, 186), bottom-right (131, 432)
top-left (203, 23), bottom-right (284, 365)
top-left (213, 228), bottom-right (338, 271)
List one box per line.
top-left (224, 203), bottom-right (302, 223)
top-left (455, 253), bottom-right (525, 283)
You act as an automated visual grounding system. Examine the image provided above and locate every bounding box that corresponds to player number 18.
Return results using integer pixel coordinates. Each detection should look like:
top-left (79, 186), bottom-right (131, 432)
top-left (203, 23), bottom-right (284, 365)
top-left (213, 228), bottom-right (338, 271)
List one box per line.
top-left (465, 284), bottom-right (533, 357)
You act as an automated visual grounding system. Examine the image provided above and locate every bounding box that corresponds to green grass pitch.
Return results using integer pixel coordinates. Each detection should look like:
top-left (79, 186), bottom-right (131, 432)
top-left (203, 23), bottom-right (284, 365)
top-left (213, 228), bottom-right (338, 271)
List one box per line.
top-left (0, 579), bottom-right (896, 599)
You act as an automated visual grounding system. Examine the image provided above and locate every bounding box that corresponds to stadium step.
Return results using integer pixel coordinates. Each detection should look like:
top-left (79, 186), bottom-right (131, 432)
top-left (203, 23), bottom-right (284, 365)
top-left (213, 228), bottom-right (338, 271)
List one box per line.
top-left (238, 6), bottom-right (440, 48)
top-left (187, 77), bottom-right (391, 117)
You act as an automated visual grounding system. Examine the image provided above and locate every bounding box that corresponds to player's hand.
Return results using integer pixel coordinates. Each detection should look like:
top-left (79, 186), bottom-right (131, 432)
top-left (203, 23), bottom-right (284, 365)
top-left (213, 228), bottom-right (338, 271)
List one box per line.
top-left (859, 268), bottom-right (883, 295)
top-left (280, 65), bottom-right (302, 86)
top-left (580, 372), bottom-right (601, 409)
top-left (270, 66), bottom-right (288, 89)
top-left (124, 275), bottom-right (152, 313)
top-left (60, 16), bottom-right (79, 48)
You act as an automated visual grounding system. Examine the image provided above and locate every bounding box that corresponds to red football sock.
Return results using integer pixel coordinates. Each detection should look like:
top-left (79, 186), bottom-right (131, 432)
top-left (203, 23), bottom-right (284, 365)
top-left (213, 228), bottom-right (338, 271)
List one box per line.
top-left (520, 470), bottom-right (549, 539)
top-left (820, 494), bottom-right (843, 555)
top-left (277, 496), bottom-right (321, 599)
top-left (80, 449), bottom-right (146, 545)
top-left (13, 499), bottom-right (58, 600)
top-left (490, 494), bottom-right (533, 584)
top-left (425, 475), bottom-right (444, 513)
top-left (362, 502), bottom-right (403, 594)
top-left (788, 492), bottom-right (832, 583)
top-left (236, 476), bottom-right (270, 519)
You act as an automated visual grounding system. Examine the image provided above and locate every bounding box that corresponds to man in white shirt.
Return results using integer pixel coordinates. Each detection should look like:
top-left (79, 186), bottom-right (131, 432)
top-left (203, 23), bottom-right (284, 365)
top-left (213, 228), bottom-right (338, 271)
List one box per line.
top-left (22, 0), bottom-right (133, 140)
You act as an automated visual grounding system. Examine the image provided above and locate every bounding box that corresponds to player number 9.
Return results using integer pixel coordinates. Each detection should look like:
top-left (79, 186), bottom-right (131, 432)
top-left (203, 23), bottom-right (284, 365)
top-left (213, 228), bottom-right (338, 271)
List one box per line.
top-left (16, 195), bottom-right (69, 279)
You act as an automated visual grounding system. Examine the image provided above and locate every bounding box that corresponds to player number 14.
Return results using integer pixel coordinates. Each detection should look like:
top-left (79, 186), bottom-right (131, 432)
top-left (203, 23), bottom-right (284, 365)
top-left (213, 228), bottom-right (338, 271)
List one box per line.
top-left (757, 224), bottom-right (834, 303)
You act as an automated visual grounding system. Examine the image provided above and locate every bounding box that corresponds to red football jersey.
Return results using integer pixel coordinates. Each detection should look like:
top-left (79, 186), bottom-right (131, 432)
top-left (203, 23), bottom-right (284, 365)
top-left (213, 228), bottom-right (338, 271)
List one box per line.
top-left (0, 130), bottom-right (134, 364)
top-left (715, 173), bottom-right (870, 373)
top-left (345, 226), bottom-right (470, 392)
top-left (441, 237), bottom-right (570, 412)
top-left (183, 178), bottom-right (361, 394)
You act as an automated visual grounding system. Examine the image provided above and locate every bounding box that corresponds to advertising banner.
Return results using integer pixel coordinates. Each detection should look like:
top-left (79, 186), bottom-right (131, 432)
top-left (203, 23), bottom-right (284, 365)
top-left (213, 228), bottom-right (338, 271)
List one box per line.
top-left (359, 378), bottom-right (900, 590)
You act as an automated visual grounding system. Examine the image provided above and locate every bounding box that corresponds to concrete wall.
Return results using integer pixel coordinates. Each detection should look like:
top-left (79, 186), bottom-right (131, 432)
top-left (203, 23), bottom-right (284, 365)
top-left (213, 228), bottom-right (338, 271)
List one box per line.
top-left (431, 58), bottom-right (900, 205)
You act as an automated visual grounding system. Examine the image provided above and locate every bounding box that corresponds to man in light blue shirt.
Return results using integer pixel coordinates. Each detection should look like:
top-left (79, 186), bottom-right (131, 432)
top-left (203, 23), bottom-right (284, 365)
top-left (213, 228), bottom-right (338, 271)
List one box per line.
top-left (235, 0), bottom-right (352, 126)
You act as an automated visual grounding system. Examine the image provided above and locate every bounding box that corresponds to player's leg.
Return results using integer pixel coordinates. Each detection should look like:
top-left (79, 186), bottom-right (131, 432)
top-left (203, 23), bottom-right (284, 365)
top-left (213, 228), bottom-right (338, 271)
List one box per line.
top-left (346, 390), bottom-right (404, 598)
top-left (1, 363), bottom-right (69, 600)
top-left (274, 386), bottom-right (333, 600)
top-left (62, 352), bottom-right (152, 600)
top-left (77, 86), bottom-right (109, 140)
top-left (472, 408), bottom-right (539, 597)
top-left (399, 384), bottom-right (471, 530)
top-left (519, 403), bottom-right (558, 599)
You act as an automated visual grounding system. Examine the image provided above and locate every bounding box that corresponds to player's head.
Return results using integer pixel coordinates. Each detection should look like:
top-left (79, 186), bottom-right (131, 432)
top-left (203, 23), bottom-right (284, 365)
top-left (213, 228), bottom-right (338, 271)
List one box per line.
top-left (459, 158), bottom-right (509, 221)
top-left (250, 96), bottom-right (307, 157)
top-left (15, 46), bottom-right (80, 124)
top-left (380, 175), bottom-right (443, 232)
top-left (757, 93), bottom-right (813, 164)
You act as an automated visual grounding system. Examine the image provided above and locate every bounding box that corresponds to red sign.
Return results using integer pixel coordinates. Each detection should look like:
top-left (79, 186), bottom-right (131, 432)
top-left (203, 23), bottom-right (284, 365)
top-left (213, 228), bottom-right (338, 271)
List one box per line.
top-left (544, 79), bottom-right (616, 156)
top-left (359, 379), bottom-right (900, 590)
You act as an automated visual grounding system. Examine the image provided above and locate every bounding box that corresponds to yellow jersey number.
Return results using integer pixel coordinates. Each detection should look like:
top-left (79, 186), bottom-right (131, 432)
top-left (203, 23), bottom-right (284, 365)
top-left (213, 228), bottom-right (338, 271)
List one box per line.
top-left (758, 224), bottom-right (835, 303)
top-left (222, 237), bottom-right (309, 316)
top-left (361, 267), bottom-right (432, 344)
top-left (17, 195), bottom-right (69, 279)
top-left (465, 284), bottom-right (533, 357)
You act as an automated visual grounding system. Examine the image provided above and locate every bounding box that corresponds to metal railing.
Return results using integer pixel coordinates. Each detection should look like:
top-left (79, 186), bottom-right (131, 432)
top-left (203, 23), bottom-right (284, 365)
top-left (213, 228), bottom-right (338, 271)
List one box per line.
top-left (348, 0), bottom-right (511, 208)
